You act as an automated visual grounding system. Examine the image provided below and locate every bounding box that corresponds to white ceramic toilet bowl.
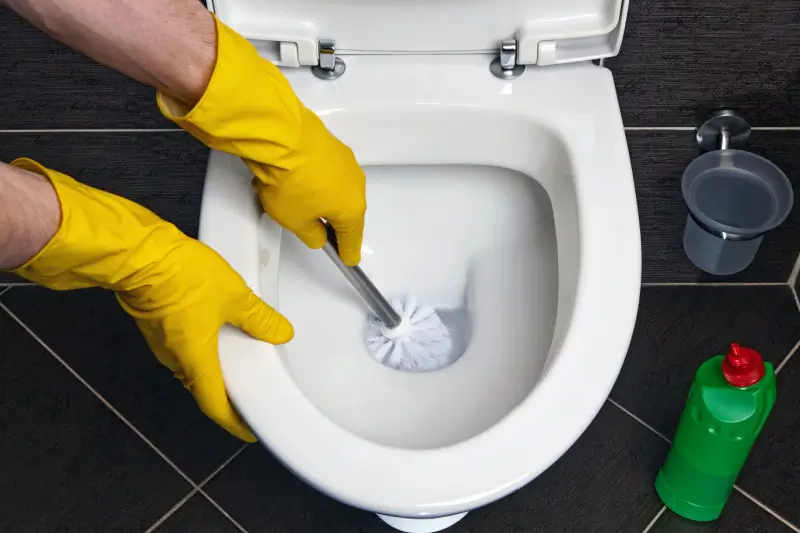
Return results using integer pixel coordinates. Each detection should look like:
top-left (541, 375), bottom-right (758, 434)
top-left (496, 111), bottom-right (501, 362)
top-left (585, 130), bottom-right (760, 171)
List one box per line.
top-left (199, 55), bottom-right (640, 531)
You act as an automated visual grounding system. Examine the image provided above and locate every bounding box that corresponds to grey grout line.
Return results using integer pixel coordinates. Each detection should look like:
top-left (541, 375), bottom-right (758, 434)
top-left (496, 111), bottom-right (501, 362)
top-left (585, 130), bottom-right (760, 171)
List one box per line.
top-left (0, 282), bottom-right (35, 287)
top-left (4, 127), bottom-right (798, 134)
top-left (4, 127), bottom-right (798, 135)
top-left (624, 126), bottom-right (695, 131)
top-left (0, 128), bottom-right (183, 133)
top-left (733, 486), bottom-right (800, 533)
top-left (197, 488), bottom-right (250, 533)
top-left (624, 127), bottom-right (800, 131)
top-left (639, 506), bottom-right (667, 533)
top-left (141, 444), bottom-right (249, 533)
top-left (606, 398), bottom-right (671, 443)
top-left (0, 287), bottom-right (10, 298)
top-left (641, 282), bottom-right (786, 287)
top-left (751, 127), bottom-right (800, 132)
top-left (197, 444), bottom-right (250, 488)
top-left (788, 252), bottom-right (800, 288)
top-left (793, 286), bottom-right (800, 315)
top-left (792, 277), bottom-right (800, 316)
top-left (0, 302), bottom-right (199, 489)
top-left (776, 339), bottom-right (800, 374)
top-left (142, 488), bottom-right (200, 533)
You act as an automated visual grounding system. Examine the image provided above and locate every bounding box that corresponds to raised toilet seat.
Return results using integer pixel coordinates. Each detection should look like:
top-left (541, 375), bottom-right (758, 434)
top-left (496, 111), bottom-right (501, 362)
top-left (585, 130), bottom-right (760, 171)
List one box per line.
top-left (199, 2), bottom-right (640, 531)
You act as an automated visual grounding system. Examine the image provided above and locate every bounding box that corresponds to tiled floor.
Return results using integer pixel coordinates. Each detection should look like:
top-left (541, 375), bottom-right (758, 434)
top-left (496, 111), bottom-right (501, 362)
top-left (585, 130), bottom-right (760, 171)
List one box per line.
top-left (0, 308), bottom-right (192, 532)
top-left (2, 0), bottom-right (800, 531)
top-left (1, 281), bottom-right (798, 532)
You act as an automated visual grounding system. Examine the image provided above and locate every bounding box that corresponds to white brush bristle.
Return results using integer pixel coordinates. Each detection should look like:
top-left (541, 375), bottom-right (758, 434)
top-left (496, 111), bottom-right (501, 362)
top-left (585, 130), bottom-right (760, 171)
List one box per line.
top-left (365, 296), bottom-right (454, 372)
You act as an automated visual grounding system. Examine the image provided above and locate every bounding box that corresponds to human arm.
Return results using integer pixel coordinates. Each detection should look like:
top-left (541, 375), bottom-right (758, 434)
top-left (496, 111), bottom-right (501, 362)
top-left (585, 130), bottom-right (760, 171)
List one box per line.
top-left (0, 162), bottom-right (60, 270)
top-left (3, 0), bottom-right (368, 264)
top-left (1, 158), bottom-right (294, 441)
top-left (2, 0), bottom-right (215, 106)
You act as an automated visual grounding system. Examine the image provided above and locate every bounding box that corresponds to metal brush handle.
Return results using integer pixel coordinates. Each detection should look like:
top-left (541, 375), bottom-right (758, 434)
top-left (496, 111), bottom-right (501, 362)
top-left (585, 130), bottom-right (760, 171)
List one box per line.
top-left (321, 222), bottom-right (402, 329)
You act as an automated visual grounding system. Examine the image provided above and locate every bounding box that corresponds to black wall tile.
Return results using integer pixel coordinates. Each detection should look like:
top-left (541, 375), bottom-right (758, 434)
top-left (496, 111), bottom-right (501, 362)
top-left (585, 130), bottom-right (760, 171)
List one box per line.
top-left (607, 0), bottom-right (800, 126)
top-left (1, 286), bottom-right (243, 482)
top-left (652, 492), bottom-right (794, 532)
top-left (0, 308), bottom-right (191, 532)
top-left (154, 494), bottom-right (240, 533)
top-left (628, 131), bottom-right (800, 282)
top-left (610, 286), bottom-right (800, 439)
top-left (0, 8), bottom-right (172, 129)
top-left (0, 132), bottom-right (208, 237)
top-left (204, 404), bottom-right (667, 533)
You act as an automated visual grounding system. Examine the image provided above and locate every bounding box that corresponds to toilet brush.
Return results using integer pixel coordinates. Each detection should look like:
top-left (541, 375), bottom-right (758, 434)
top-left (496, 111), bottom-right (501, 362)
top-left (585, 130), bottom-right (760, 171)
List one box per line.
top-left (321, 222), bottom-right (455, 372)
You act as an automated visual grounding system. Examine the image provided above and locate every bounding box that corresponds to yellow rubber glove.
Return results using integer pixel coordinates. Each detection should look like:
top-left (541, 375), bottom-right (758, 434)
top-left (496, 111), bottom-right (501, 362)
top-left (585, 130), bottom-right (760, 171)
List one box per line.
top-left (8, 158), bottom-right (294, 442)
top-left (156, 15), bottom-right (367, 266)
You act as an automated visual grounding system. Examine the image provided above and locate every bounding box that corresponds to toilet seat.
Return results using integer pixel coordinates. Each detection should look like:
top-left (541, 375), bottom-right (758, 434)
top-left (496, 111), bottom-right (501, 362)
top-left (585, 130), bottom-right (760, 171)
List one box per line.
top-left (199, 48), bottom-right (641, 518)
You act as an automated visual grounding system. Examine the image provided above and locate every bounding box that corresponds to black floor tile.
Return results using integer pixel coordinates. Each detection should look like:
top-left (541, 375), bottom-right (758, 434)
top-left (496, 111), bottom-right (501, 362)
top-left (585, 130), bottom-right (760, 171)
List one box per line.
top-left (610, 286), bottom-right (800, 439)
top-left (737, 346), bottom-right (800, 526)
top-left (651, 492), bottom-right (793, 532)
top-left (451, 404), bottom-right (669, 533)
top-left (0, 307), bottom-right (191, 532)
top-left (154, 494), bottom-right (240, 533)
top-left (206, 443), bottom-right (388, 533)
top-left (204, 403), bottom-right (667, 533)
top-left (606, 0), bottom-right (800, 126)
top-left (0, 272), bottom-right (27, 284)
top-left (628, 131), bottom-right (800, 282)
top-left (0, 132), bottom-right (208, 238)
top-left (1, 286), bottom-right (243, 481)
top-left (795, 261), bottom-right (800, 294)
top-left (0, 7), bottom-right (173, 129)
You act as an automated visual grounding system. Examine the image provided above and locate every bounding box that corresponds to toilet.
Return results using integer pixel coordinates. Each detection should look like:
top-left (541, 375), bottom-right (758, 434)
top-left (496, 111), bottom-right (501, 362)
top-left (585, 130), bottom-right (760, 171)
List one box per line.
top-left (199, 0), bottom-right (641, 531)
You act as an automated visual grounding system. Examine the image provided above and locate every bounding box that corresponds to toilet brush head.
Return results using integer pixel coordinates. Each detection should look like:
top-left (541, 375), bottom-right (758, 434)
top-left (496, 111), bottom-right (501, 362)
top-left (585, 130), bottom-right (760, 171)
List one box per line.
top-left (365, 296), bottom-right (454, 372)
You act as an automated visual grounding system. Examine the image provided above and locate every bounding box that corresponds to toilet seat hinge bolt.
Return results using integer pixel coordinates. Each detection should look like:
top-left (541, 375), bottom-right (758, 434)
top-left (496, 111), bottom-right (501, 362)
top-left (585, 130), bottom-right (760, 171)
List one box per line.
top-left (500, 40), bottom-right (517, 69)
top-left (490, 39), bottom-right (526, 80)
top-left (311, 38), bottom-right (346, 80)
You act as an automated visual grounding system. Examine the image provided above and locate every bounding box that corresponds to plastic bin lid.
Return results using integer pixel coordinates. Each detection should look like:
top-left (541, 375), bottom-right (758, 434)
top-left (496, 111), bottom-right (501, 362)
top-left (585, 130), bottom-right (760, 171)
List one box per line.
top-left (207, 0), bottom-right (629, 67)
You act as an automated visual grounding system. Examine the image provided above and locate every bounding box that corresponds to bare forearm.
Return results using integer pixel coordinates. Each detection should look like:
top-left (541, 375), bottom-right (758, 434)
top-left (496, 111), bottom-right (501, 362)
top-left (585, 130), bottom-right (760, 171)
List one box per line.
top-left (3, 0), bottom-right (216, 105)
top-left (0, 163), bottom-right (60, 270)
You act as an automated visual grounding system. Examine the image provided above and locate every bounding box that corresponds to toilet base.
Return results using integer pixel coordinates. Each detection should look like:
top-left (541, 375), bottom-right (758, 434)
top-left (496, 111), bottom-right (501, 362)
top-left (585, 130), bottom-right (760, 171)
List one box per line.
top-left (377, 512), bottom-right (468, 532)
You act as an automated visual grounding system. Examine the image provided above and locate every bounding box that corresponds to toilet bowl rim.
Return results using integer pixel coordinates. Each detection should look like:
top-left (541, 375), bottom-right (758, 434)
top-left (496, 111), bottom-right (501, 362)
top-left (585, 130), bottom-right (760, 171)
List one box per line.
top-left (201, 68), bottom-right (641, 516)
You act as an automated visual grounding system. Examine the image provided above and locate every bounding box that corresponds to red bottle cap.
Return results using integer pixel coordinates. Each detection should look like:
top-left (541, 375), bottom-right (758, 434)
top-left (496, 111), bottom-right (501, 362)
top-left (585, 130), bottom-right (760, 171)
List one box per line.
top-left (721, 343), bottom-right (765, 387)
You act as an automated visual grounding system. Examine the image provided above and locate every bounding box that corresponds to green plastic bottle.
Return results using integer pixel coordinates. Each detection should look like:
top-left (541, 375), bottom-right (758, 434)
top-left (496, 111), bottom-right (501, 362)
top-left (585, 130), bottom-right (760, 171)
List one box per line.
top-left (655, 343), bottom-right (776, 521)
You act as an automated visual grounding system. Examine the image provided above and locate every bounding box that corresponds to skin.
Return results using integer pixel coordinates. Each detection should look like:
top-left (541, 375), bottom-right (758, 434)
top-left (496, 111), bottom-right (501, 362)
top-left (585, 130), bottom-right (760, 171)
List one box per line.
top-left (0, 0), bottom-right (217, 269)
top-left (0, 162), bottom-right (61, 269)
top-left (2, 0), bottom-right (216, 105)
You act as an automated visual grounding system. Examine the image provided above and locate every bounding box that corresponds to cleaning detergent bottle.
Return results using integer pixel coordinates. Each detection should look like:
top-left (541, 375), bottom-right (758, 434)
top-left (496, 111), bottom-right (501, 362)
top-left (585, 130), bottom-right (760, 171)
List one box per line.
top-left (655, 343), bottom-right (776, 521)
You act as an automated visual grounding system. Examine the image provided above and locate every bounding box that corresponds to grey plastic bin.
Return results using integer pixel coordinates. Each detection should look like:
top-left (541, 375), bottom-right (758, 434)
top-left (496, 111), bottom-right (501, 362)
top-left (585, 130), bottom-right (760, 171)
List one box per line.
top-left (682, 149), bottom-right (793, 276)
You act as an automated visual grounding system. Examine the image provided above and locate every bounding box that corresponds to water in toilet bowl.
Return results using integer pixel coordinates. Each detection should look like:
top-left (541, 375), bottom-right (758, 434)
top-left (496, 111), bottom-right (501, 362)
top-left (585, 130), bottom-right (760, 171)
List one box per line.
top-left (265, 164), bottom-right (558, 450)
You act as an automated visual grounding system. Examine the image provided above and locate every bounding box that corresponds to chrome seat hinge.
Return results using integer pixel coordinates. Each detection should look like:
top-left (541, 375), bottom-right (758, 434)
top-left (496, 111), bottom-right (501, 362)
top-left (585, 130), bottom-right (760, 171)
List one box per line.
top-left (490, 39), bottom-right (526, 80)
top-left (311, 39), bottom-right (346, 80)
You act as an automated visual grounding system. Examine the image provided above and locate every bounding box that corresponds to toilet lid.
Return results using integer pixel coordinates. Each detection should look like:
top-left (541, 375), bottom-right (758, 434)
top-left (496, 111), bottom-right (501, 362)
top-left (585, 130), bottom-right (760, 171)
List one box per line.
top-left (207, 0), bottom-right (629, 67)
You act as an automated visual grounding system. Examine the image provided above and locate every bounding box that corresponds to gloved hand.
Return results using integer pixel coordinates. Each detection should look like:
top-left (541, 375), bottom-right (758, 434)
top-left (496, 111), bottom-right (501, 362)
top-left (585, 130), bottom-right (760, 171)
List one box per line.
top-left (156, 15), bottom-right (367, 266)
top-left (8, 158), bottom-right (293, 442)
